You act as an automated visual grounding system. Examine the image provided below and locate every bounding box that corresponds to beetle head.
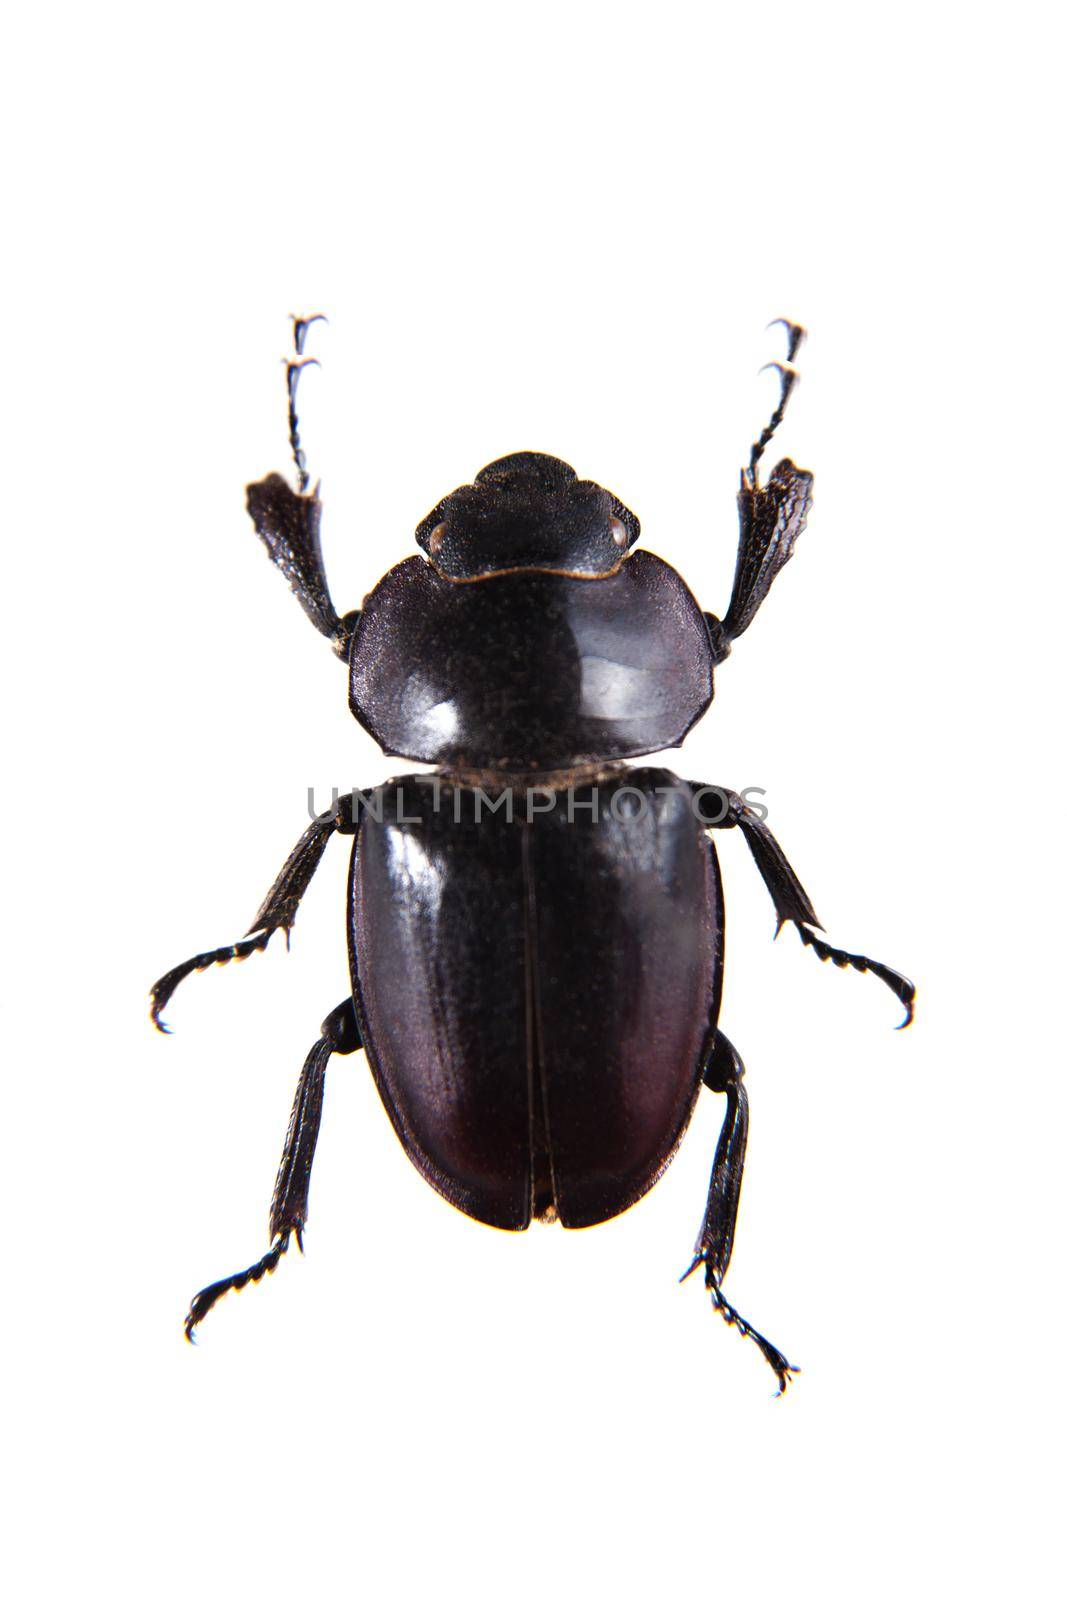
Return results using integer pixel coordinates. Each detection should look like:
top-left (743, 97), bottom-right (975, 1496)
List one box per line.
top-left (415, 452), bottom-right (640, 580)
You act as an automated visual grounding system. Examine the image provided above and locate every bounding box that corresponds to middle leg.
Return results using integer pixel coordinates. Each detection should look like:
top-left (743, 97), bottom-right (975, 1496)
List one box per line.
top-left (151, 796), bottom-right (360, 1030)
top-left (691, 784), bottom-right (915, 1026)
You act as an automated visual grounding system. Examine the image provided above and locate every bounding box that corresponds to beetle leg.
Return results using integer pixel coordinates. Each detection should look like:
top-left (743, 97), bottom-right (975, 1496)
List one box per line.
top-left (793, 923), bottom-right (915, 1029)
top-left (705, 325), bottom-right (814, 649)
top-left (746, 319), bottom-right (804, 476)
top-left (749, 354), bottom-right (801, 478)
top-left (682, 1029), bottom-right (798, 1395)
top-left (719, 451), bottom-right (814, 644)
top-left (184, 999), bottom-right (362, 1341)
top-left (691, 785), bottom-right (916, 1026)
top-left (150, 800), bottom-right (358, 1031)
top-left (244, 317), bottom-right (360, 658)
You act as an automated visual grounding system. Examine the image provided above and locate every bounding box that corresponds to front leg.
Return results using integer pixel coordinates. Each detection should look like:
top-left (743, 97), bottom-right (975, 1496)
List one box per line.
top-left (244, 317), bottom-right (360, 659)
top-left (150, 796), bottom-right (360, 1030)
top-left (704, 322), bottom-right (814, 661)
top-left (692, 784), bottom-right (916, 1026)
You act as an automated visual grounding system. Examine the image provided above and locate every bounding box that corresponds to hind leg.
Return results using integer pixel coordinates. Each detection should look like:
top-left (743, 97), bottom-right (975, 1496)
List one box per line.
top-left (184, 998), bottom-right (362, 1341)
top-left (683, 1028), bottom-right (798, 1394)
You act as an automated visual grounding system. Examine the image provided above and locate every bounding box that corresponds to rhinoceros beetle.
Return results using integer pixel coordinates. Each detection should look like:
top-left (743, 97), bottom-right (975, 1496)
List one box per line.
top-left (152, 317), bottom-right (914, 1391)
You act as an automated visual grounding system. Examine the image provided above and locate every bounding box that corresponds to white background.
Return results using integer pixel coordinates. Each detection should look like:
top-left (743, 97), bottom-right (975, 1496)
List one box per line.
top-left (4, 4), bottom-right (1063, 1596)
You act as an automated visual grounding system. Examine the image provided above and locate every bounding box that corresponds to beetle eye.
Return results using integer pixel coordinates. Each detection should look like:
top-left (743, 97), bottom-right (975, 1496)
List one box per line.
top-left (428, 522), bottom-right (448, 555)
top-left (609, 517), bottom-right (628, 549)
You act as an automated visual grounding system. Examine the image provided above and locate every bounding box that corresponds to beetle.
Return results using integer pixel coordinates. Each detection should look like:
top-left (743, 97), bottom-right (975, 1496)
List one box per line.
top-left (152, 317), bottom-right (914, 1390)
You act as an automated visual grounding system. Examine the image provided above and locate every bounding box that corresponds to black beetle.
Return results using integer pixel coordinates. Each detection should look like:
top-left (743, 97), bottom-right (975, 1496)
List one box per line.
top-left (152, 317), bottom-right (914, 1390)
